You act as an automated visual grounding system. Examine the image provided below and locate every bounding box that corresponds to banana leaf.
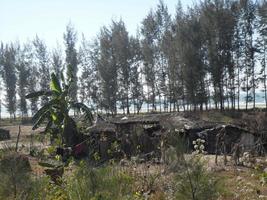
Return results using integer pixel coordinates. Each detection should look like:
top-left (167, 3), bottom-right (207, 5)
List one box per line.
top-left (26, 91), bottom-right (54, 99)
top-left (50, 73), bottom-right (62, 94)
top-left (70, 102), bottom-right (94, 124)
top-left (32, 109), bottom-right (51, 130)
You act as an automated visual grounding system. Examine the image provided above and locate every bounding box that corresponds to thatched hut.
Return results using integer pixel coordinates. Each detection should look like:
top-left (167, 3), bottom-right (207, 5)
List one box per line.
top-left (83, 121), bottom-right (117, 161)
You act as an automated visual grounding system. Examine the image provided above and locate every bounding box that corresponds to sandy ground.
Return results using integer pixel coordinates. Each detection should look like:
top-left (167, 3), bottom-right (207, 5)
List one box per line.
top-left (0, 125), bottom-right (46, 149)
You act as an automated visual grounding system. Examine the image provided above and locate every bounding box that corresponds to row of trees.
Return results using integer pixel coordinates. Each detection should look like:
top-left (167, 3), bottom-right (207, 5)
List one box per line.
top-left (0, 0), bottom-right (267, 118)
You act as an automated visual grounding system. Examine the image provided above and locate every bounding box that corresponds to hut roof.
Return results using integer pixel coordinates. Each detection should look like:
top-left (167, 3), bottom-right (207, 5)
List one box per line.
top-left (84, 121), bottom-right (116, 135)
top-left (109, 115), bottom-right (160, 125)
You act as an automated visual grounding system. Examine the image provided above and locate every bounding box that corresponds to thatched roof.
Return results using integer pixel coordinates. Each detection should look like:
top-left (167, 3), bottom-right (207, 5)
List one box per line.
top-left (109, 115), bottom-right (160, 125)
top-left (84, 121), bottom-right (116, 135)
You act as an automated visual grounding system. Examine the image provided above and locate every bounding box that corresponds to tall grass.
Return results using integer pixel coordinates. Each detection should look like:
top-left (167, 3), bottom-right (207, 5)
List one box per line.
top-left (0, 151), bottom-right (32, 199)
top-left (65, 162), bottom-right (135, 200)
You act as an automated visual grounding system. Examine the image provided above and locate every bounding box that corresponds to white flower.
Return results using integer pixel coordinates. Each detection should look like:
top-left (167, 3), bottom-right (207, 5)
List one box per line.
top-left (201, 139), bottom-right (205, 143)
top-left (200, 145), bottom-right (205, 150)
top-left (193, 141), bottom-right (196, 145)
top-left (244, 153), bottom-right (250, 159)
top-left (194, 145), bottom-right (198, 150)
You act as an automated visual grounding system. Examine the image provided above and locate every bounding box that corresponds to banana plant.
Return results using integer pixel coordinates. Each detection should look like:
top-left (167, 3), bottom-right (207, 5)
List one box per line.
top-left (26, 72), bottom-right (93, 147)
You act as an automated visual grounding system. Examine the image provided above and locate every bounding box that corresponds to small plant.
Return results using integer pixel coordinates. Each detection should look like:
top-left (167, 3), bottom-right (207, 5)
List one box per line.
top-left (192, 138), bottom-right (206, 154)
top-left (260, 172), bottom-right (267, 186)
top-left (137, 170), bottom-right (161, 198)
top-left (168, 135), bottom-right (222, 200)
top-left (239, 151), bottom-right (254, 167)
top-left (28, 175), bottom-right (68, 200)
top-left (175, 156), bottom-right (221, 200)
top-left (93, 152), bottom-right (101, 161)
top-left (107, 141), bottom-right (121, 158)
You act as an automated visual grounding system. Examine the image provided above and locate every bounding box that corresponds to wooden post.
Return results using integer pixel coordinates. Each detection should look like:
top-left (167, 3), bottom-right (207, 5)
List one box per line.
top-left (15, 125), bottom-right (21, 152)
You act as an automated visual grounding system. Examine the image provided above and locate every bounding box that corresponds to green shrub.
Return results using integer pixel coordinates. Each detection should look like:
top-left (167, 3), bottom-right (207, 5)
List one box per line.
top-left (174, 155), bottom-right (221, 200)
top-left (260, 172), bottom-right (267, 185)
top-left (65, 162), bottom-right (135, 200)
top-left (28, 175), bottom-right (68, 200)
top-left (0, 152), bottom-right (32, 199)
top-left (165, 132), bottom-right (223, 200)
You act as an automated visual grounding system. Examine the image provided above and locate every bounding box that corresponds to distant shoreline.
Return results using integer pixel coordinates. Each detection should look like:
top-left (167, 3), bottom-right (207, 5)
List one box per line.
top-left (0, 102), bottom-right (266, 119)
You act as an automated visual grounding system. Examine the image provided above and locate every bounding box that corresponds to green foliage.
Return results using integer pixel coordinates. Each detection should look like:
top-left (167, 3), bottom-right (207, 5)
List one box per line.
top-left (1, 44), bottom-right (17, 118)
top-left (27, 162), bottom-right (136, 200)
top-left (26, 72), bottom-right (93, 146)
top-left (65, 162), bottom-right (135, 200)
top-left (0, 151), bottom-right (32, 199)
top-left (165, 130), bottom-right (223, 200)
top-left (50, 73), bottom-right (62, 94)
top-left (260, 172), bottom-right (267, 185)
top-left (28, 175), bottom-right (68, 200)
top-left (175, 156), bottom-right (221, 200)
top-left (0, 147), bottom-right (223, 200)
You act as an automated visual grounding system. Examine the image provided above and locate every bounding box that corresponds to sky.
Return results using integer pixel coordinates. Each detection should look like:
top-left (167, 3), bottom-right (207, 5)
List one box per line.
top-left (0, 0), bottom-right (193, 48)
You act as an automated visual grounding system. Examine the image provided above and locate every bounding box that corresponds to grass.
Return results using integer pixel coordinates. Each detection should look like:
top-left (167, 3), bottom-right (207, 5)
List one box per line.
top-left (1, 149), bottom-right (266, 200)
top-left (0, 151), bottom-right (32, 199)
top-left (217, 168), bottom-right (267, 199)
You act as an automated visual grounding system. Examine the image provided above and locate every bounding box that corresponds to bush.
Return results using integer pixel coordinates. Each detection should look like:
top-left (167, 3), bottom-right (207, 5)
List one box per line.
top-left (28, 175), bottom-right (68, 200)
top-left (0, 152), bottom-right (32, 199)
top-left (175, 156), bottom-right (221, 200)
top-left (165, 133), bottom-right (222, 200)
top-left (65, 161), bottom-right (135, 200)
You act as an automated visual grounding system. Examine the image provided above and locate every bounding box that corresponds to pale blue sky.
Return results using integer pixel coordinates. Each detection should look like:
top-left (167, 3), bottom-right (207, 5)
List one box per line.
top-left (0, 0), bottom-right (193, 47)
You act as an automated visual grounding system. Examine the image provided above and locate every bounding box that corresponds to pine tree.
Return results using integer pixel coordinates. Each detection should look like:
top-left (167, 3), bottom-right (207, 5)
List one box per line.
top-left (180, 8), bottom-right (207, 111)
top-left (51, 46), bottom-right (63, 79)
top-left (16, 43), bottom-right (32, 117)
top-left (257, 0), bottom-right (267, 108)
top-left (154, 0), bottom-right (172, 112)
top-left (111, 20), bottom-right (132, 114)
top-left (79, 36), bottom-right (100, 109)
top-left (1, 44), bottom-right (17, 119)
top-left (239, 0), bottom-right (257, 110)
top-left (200, 0), bottom-right (237, 110)
top-left (141, 10), bottom-right (158, 111)
top-left (27, 64), bottom-right (39, 116)
top-left (163, 0), bottom-right (185, 111)
top-left (64, 23), bottom-right (78, 102)
top-left (129, 35), bottom-right (144, 114)
top-left (98, 27), bottom-right (118, 115)
top-left (33, 36), bottom-right (50, 106)
top-left (233, 1), bottom-right (243, 110)
top-left (0, 43), bottom-right (4, 119)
